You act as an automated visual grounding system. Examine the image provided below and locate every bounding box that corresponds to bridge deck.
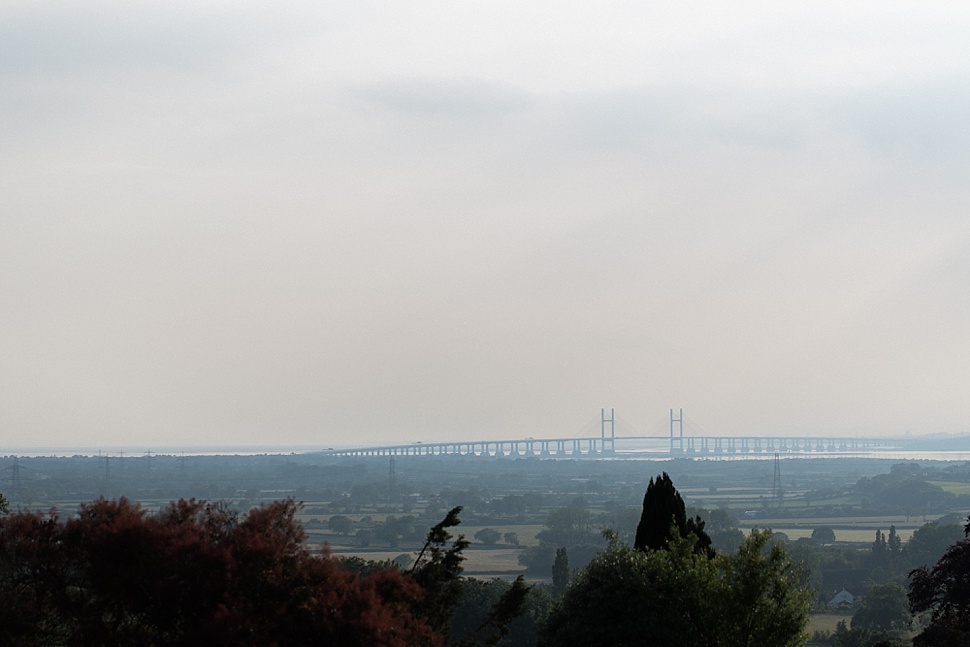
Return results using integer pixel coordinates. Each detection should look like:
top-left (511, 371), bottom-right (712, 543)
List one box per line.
top-left (322, 435), bottom-right (899, 458)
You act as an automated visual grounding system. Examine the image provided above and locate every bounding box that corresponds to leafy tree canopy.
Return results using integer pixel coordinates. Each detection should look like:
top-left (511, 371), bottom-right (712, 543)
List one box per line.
top-left (907, 521), bottom-right (965, 571)
top-left (852, 582), bottom-right (910, 633)
top-left (449, 577), bottom-right (543, 647)
top-left (0, 497), bottom-right (438, 646)
top-left (812, 526), bottom-right (837, 544)
top-left (909, 516), bottom-right (970, 646)
top-left (474, 528), bottom-right (502, 546)
top-left (328, 513), bottom-right (354, 535)
top-left (540, 529), bottom-right (810, 647)
top-left (537, 506), bottom-right (598, 547)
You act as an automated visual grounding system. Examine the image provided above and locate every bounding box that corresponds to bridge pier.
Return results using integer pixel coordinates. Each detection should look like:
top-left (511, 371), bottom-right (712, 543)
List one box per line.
top-left (321, 431), bottom-right (901, 459)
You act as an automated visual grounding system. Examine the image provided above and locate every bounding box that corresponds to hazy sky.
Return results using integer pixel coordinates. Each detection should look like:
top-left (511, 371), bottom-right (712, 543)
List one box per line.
top-left (3, 2), bottom-right (970, 449)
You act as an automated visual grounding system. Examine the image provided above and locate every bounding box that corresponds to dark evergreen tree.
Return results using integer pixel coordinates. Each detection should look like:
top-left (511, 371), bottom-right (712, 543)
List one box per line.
top-left (873, 529), bottom-right (887, 562)
top-left (633, 472), bottom-right (712, 556)
top-left (552, 547), bottom-right (569, 596)
top-left (888, 525), bottom-right (902, 557)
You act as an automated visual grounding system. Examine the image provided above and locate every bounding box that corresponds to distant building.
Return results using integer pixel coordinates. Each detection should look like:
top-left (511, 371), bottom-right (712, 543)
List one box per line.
top-left (828, 589), bottom-right (857, 609)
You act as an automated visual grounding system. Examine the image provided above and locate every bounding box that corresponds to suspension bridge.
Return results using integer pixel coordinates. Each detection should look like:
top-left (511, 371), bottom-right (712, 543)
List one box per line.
top-left (321, 409), bottom-right (901, 458)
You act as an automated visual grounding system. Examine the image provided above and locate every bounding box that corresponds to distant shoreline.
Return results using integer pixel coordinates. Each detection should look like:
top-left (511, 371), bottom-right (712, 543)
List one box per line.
top-left (4, 445), bottom-right (970, 462)
top-left (0, 445), bottom-right (327, 458)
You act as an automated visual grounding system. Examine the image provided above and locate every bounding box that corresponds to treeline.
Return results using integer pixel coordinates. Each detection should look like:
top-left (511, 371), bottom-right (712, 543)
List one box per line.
top-left (0, 477), bottom-right (815, 647)
top-left (788, 518), bottom-right (966, 598)
top-left (4, 462), bottom-right (970, 646)
top-left (0, 494), bottom-right (531, 646)
top-left (802, 462), bottom-right (970, 518)
top-left (11, 454), bottom-right (969, 531)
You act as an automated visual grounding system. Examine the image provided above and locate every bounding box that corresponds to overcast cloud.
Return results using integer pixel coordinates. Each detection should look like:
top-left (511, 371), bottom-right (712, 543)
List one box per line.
top-left (2, 1), bottom-right (969, 449)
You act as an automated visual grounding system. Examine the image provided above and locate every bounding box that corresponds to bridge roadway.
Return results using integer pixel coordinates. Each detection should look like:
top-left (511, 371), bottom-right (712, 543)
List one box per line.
top-left (322, 435), bottom-right (899, 458)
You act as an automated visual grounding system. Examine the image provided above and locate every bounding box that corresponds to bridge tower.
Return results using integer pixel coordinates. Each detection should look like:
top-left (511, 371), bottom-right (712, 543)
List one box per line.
top-left (601, 408), bottom-right (615, 453)
top-left (669, 408), bottom-right (684, 453)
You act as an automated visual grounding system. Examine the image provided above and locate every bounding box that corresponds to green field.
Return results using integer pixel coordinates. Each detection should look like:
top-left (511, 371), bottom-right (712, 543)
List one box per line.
top-left (929, 480), bottom-right (970, 495)
top-left (806, 612), bottom-right (850, 635)
top-left (737, 512), bottom-right (932, 543)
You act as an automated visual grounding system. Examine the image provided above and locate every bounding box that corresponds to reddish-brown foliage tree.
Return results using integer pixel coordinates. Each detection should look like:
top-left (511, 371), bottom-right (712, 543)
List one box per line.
top-left (0, 497), bottom-right (441, 646)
